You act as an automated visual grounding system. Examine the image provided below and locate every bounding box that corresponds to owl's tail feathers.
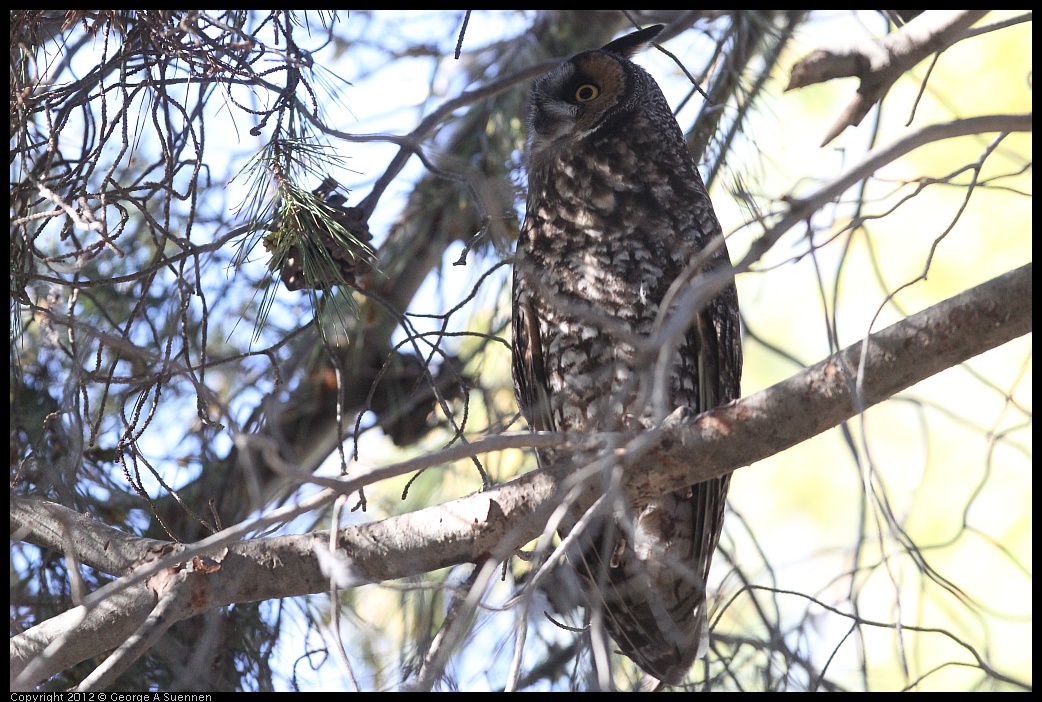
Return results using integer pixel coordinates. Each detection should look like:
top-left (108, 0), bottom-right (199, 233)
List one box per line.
top-left (573, 530), bottom-right (711, 685)
top-left (635, 608), bottom-right (706, 690)
top-left (602, 581), bottom-right (709, 686)
top-left (568, 480), bottom-right (727, 686)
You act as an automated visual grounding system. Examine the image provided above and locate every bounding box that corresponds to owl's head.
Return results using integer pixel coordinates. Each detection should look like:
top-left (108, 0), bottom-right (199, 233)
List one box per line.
top-left (526, 25), bottom-right (665, 162)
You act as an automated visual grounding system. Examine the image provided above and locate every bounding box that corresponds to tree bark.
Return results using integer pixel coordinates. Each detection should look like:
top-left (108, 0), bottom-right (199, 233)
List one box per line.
top-left (12, 263), bottom-right (1030, 690)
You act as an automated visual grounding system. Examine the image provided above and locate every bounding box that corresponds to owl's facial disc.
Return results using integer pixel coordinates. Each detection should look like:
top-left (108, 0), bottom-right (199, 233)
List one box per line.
top-left (527, 53), bottom-right (629, 160)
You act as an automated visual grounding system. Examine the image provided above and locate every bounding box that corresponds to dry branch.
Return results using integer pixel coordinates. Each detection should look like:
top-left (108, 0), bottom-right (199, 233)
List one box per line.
top-left (787, 10), bottom-right (990, 145)
top-left (11, 263), bottom-right (1031, 690)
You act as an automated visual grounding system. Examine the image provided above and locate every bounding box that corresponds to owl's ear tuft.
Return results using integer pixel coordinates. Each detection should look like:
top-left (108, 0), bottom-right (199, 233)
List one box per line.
top-left (600, 24), bottom-right (664, 58)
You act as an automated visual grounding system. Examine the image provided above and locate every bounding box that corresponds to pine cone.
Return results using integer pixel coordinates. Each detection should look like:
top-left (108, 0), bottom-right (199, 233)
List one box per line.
top-left (271, 178), bottom-right (374, 291)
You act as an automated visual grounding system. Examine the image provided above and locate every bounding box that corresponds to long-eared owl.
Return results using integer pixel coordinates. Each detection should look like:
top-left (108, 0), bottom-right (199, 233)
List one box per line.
top-left (511, 25), bottom-right (742, 685)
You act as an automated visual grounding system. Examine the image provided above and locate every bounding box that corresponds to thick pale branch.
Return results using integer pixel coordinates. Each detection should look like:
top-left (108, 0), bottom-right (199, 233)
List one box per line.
top-left (10, 583), bottom-right (156, 691)
top-left (787, 11), bottom-right (988, 90)
top-left (10, 263), bottom-right (1031, 689)
top-left (10, 494), bottom-right (171, 575)
top-left (786, 10), bottom-right (990, 144)
top-left (644, 262), bottom-right (1031, 494)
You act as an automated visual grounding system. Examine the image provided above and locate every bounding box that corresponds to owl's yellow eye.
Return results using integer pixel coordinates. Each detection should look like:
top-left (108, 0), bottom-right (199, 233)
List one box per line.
top-left (574, 84), bottom-right (600, 102)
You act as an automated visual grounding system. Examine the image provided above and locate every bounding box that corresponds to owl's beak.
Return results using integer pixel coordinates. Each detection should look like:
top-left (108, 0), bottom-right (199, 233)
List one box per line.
top-left (529, 98), bottom-right (576, 155)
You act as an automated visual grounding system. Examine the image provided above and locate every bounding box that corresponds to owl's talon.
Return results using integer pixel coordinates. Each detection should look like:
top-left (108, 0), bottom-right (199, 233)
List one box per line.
top-left (663, 406), bottom-right (696, 427)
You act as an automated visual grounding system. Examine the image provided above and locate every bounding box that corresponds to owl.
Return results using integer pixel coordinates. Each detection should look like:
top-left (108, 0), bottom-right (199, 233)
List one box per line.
top-left (511, 25), bottom-right (742, 685)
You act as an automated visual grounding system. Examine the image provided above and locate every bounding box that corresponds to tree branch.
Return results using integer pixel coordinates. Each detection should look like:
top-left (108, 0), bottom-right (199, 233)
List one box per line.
top-left (10, 263), bottom-right (1031, 689)
top-left (741, 113), bottom-right (1032, 270)
top-left (787, 10), bottom-right (991, 145)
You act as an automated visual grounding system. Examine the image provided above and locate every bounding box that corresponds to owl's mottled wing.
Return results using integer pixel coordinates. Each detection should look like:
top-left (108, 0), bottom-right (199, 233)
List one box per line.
top-left (511, 277), bottom-right (555, 435)
top-left (578, 288), bottom-right (741, 685)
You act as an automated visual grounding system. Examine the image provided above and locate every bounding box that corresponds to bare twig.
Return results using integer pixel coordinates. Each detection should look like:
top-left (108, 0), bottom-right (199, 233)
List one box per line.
top-left (741, 113), bottom-right (1032, 269)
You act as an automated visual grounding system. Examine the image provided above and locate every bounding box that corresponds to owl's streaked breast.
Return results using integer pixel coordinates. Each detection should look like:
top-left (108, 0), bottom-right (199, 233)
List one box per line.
top-left (517, 129), bottom-right (703, 430)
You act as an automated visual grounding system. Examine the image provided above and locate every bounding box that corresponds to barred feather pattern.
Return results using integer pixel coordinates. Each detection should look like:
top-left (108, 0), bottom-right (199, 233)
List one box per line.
top-left (511, 26), bottom-right (742, 685)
